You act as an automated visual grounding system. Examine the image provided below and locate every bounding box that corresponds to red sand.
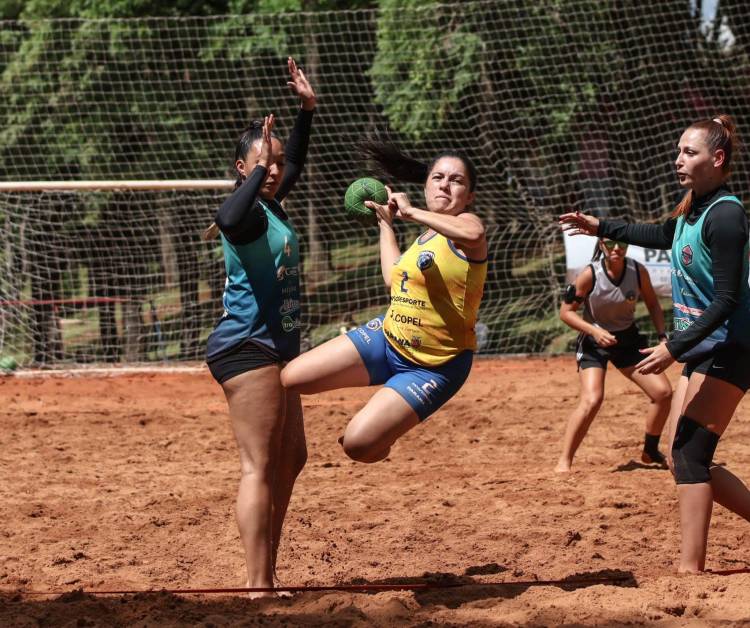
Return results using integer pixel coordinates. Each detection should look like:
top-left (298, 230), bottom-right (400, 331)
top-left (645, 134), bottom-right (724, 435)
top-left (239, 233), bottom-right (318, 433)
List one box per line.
top-left (0, 357), bottom-right (748, 626)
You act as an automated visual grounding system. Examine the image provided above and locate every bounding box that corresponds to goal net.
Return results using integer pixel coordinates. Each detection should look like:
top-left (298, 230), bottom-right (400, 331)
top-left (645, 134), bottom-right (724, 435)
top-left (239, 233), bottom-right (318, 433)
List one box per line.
top-left (0, 2), bottom-right (744, 366)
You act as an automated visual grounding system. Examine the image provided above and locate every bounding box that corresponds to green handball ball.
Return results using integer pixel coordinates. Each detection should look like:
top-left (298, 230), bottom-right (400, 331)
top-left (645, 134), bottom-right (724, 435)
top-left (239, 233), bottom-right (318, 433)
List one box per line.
top-left (0, 356), bottom-right (17, 373)
top-left (344, 178), bottom-right (388, 225)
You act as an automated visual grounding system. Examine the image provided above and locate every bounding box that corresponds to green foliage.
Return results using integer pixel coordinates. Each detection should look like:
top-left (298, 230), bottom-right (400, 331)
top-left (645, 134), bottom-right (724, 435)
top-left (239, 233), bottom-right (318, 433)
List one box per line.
top-left (371, 0), bottom-right (482, 140)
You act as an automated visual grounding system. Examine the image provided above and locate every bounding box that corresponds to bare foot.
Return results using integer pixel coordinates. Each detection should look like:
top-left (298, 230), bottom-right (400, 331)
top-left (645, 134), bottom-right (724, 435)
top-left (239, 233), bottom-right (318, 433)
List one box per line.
top-left (677, 566), bottom-right (705, 575)
top-left (554, 460), bottom-right (572, 473)
top-left (244, 579), bottom-right (276, 599)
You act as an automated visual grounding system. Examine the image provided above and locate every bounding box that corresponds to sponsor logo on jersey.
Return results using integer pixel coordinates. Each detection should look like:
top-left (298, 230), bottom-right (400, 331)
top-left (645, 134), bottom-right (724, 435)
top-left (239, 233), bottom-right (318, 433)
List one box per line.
top-left (681, 244), bottom-right (693, 266)
top-left (279, 298), bottom-right (300, 315)
top-left (675, 302), bottom-right (704, 317)
top-left (417, 251), bottom-right (435, 270)
top-left (390, 311), bottom-right (422, 326)
top-left (281, 316), bottom-right (300, 332)
top-left (390, 295), bottom-right (428, 308)
top-left (366, 318), bottom-right (383, 331)
top-left (276, 265), bottom-right (299, 281)
top-left (671, 268), bottom-right (697, 285)
top-left (384, 327), bottom-right (412, 347)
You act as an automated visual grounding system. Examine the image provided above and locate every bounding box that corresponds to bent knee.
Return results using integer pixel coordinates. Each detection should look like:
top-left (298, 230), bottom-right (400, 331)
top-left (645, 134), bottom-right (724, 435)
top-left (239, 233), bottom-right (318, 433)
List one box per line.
top-left (652, 386), bottom-right (672, 404)
top-left (342, 437), bottom-right (387, 464)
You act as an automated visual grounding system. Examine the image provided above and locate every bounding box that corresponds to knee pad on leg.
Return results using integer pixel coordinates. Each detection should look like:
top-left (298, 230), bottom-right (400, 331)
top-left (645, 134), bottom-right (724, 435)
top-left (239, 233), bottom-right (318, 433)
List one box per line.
top-left (671, 416), bottom-right (719, 484)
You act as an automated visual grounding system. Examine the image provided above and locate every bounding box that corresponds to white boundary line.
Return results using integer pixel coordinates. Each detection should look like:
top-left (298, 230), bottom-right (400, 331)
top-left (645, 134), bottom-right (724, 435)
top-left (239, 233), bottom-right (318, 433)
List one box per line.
top-left (10, 365), bottom-right (208, 378)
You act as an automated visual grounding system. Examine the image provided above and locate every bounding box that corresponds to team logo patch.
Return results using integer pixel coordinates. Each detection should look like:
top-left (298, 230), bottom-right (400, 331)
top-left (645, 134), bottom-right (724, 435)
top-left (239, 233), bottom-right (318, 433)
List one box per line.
top-left (366, 318), bottom-right (383, 331)
top-left (681, 244), bottom-right (693, 266)
top-left (625, 290), bottom-right (637, 302)
top-left (674, 317), bottom-right (692, 331)
top-left (417, 251), bottom-right (435, 270)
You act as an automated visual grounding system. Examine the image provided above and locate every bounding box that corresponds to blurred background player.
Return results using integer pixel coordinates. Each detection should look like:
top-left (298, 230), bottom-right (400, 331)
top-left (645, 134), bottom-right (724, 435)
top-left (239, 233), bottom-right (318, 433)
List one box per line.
top-left (560, 114), bottom-right (750, 572)
top-left (281, 143), bottom-right (487, 463)
top-left (556, 237), bottom-right (671, 472)
top-left (204, 58), bottom-right (315, 595)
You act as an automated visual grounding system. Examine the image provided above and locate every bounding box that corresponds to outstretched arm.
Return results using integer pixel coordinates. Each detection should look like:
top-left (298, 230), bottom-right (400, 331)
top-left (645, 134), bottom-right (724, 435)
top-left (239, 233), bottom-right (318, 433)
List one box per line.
top-left (559, 211), bottom-right (676, 249)
top-left (276, 57), bottom-right (316, 201)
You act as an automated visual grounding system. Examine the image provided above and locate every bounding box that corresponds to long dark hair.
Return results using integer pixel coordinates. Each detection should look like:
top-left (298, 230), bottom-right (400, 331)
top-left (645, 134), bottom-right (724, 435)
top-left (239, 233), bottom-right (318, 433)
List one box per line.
top-left (360, 139), bottom-right (478, 192)
top-left (673, 113), bottom-right (740, 217)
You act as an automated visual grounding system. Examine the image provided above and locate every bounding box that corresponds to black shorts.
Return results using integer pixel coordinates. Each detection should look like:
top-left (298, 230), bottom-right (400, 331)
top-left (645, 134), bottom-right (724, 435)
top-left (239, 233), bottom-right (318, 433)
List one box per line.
top-left (576, 325), bottom-right (647, 371)
top-left (682, 344), bottom-right (750, 392)
top-left (206, 340), bottom-right (282, 384)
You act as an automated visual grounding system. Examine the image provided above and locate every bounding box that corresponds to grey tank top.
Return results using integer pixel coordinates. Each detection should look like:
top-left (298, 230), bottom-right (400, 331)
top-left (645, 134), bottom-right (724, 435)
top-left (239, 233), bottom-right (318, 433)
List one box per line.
top-left (583, 257), bottom-right (641, 332)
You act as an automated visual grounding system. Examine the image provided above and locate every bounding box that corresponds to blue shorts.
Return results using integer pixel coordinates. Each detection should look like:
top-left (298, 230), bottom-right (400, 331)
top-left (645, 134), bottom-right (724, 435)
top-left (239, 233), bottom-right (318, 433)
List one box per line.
top-left (346, 316), bottom-right (473, 421)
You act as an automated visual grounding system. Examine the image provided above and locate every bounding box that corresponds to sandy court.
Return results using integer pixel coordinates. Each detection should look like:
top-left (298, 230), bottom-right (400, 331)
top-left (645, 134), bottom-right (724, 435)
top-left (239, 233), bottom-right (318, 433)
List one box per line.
top-left (0, 356), bottom-right (748, 626)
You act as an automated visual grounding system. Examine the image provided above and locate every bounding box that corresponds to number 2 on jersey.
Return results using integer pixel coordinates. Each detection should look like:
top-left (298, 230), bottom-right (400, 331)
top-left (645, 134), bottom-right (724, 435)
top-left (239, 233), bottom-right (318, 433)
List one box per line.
top-left (400, 271), bottom-right (409, 293)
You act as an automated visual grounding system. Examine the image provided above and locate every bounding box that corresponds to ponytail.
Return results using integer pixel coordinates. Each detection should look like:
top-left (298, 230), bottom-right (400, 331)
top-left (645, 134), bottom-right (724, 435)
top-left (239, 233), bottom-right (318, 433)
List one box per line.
top-left (360, 138), bottom-right (478, 192)
top-left (360, 139), bottom-right (429, 185)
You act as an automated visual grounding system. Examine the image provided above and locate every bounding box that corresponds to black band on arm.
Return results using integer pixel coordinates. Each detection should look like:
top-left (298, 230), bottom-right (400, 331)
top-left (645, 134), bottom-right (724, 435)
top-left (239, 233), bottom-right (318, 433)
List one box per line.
top-left (563, 284), bottom-right (584, 304)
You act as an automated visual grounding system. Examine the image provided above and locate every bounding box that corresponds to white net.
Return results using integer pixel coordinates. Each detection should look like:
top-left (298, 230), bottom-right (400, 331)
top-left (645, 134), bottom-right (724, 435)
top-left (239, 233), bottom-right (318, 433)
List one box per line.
top-left (0, 2), bottom-right (747, 366)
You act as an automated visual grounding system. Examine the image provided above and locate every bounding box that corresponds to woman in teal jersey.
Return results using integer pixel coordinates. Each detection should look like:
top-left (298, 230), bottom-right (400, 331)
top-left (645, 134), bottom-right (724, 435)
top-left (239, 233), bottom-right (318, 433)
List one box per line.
top-left (204, 58), bottom-right (315, 595)
top-left (560, 114), bottom-right (750, 573)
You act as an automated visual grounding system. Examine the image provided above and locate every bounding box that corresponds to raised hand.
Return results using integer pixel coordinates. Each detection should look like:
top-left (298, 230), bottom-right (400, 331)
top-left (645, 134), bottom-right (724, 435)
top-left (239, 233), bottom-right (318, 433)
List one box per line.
top-left (364, 197), bottom-right (395, 226)
top-left (258, 114), bottom-right (275, 169)
top-left (559, 210), bottom-right (600, 237)
top-left (286, 57), bottom-right (316, 110)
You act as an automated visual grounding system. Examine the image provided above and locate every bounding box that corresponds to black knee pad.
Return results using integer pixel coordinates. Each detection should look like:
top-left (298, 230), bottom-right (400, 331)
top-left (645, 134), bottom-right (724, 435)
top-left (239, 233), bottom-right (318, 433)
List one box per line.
top-left (671, 416), bottom-right (719, 484)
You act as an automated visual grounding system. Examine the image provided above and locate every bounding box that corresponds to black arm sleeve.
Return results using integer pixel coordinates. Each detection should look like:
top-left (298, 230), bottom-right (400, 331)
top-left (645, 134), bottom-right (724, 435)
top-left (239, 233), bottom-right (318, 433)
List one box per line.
top-left (275, 108), bottom-right (314, 202)
top-left (597, 218), bottom-right (676, 250)
top-left (215, 165), bottom-right (268, 245)
top-left (667, 202), bottom-right (749, 359)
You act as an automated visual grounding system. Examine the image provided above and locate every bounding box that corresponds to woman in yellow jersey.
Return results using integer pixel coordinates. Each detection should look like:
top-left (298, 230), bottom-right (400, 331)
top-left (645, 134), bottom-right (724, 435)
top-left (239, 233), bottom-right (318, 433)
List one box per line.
top-left (281, 144), bottom-right (487, 463)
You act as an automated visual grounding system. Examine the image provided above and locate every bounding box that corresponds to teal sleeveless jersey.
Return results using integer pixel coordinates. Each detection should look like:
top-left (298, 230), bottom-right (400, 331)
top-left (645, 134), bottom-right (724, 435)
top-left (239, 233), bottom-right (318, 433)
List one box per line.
top-left (206, 198), bottom-right (301, 361)
top-left (671, 195), bottom-right (750, 360)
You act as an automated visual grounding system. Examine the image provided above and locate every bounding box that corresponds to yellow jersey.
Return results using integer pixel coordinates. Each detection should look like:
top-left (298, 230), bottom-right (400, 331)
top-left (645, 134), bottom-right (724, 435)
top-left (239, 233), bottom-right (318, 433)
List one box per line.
top-left (383, 231), bottom-right (487, 366)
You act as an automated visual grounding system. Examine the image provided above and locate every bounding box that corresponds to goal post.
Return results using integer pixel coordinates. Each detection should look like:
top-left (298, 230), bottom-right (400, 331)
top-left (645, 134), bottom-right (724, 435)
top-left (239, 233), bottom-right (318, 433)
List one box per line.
top-left (0, 182), bottom-right (235, 367)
